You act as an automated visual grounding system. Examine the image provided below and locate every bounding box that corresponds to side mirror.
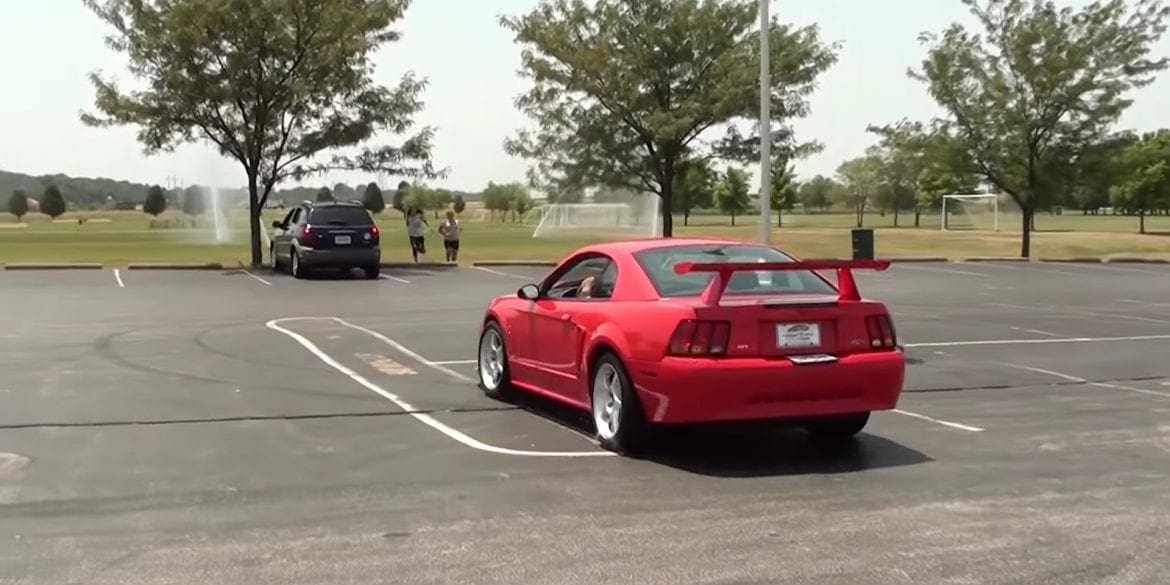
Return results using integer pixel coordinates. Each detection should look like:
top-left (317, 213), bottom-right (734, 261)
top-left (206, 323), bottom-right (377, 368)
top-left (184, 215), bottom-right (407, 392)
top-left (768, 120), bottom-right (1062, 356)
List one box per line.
top-left (271, 220), bottom-right (283, 229)
top-left (517, 284), bottom-right (540, 300)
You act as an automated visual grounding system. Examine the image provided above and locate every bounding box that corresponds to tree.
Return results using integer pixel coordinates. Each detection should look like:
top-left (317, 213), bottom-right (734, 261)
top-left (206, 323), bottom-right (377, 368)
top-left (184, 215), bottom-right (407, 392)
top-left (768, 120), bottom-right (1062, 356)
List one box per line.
top-left (40, 185), bottom-right (67, 219)
top-left (182, 185), bottom-right (206, 217)
top-left (393, 181), bottom-right (410, 214)
top-left (798, 176), bottom-right (835, 213)
top-left (501, 0), bottom-right (838, 237)
top-left (453, 195), bottom-right (466, 214)
top-left (334, 183), bottom-right (357, 201)
top-left (316, 187), bottom-right (334, 202)
top-left (716, 167), bottom-right (752, 226)
top-left (769, 157), bottom-right (799, 227)
top-left (911, 0), bottom-right (1170, 257)
top-left (8, 190), bottom-right (29, 222)
top-left (1110, 130), bottom-right (1170, 234)
top-left (362, 183), bottom-right (386, 214)
top-left (82, 0), bottom-right (440, 267)
top-left (836, 156), bottom-right (882, 227)
top-left (143, 185), bottom-right (168, 216)
top-left (430, 188), bottom-right (454, 218)
top-left (673, 158), bottom-right (716, 226)
top-left (1068, 132), bottom-right (1138, 214)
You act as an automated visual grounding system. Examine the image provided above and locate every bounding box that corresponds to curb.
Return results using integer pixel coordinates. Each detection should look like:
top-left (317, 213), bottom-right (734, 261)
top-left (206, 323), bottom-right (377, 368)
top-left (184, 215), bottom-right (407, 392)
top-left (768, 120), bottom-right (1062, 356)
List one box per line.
top-left (126, 263), bottom-right (225, 270)
top-left (889, 257), bottom-right (949, 263)
top-left (959, 257), bottom-right (1029, 262)
top-left (2, 263), bottom-right (103, 270)
top-left (1037, 257), bottom-right (1103, 263)
top-left (472, 260), bottom-right (558, 267)
top-left (380, 262), bottom-right (458, 269)
top-left (1103, 257), bottom-right (1170, 264)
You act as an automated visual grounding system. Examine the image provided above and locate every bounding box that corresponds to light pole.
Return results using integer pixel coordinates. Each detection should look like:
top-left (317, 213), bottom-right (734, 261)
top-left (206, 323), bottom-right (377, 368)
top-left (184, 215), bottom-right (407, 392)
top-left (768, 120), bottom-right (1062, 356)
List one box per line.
top-left (758, 0), bottom-right (771, 245)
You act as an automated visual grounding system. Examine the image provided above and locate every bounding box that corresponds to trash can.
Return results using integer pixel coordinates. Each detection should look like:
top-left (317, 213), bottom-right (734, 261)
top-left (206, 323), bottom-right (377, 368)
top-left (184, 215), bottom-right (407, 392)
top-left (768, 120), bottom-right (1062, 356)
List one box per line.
top-left (851, 228), bottom-right (874, 260)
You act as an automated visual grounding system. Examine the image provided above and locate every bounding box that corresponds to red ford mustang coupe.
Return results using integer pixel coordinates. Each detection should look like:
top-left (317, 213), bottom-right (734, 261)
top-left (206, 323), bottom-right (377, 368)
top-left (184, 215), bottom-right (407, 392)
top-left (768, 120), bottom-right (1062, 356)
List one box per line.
top-left (476, 238), bottom-right (905, 454)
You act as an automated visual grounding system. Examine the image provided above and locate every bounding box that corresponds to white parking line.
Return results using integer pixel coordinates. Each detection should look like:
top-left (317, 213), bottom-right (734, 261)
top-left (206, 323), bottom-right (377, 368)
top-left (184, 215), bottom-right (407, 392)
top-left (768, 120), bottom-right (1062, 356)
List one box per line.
top-left (1010, 326), bottom-right (1061, 338)
top-left (1004, 363), bottom-right (1170, 399)
top-left (113, 269), bottom-right (125, 288)
top-left (890, 409), bottom-right (984, 432)
top-left (431, 359), bottom-right (477, 366)
top-left (897, 264), bottom-right (989, 277)
top-left (1117, 298), bottom-right (1170, 308)
top-left (266, 317), bottom-right (613, 458)
top-left (379, 274), bottom-right (411, 284)
top-left (243, 270), bottom-right (272, 286)
top-left (473, 266), bottom-right (533, 280)
top-left (907, 334), bottom-right (1170, 348)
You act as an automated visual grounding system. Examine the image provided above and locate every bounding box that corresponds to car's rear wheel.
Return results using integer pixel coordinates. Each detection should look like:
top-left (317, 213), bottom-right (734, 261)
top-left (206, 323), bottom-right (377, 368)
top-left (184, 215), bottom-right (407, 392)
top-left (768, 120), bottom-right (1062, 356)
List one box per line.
top-left (477, 321), bottom-right (513, 400)
top-left (591, 353), bottom-right (648, 455)
top-left (805, 412), bottom-right (870, 442)
top-left (364, 265), bottom-right (380, 279)
top-left (290, 250), bottom-right (306, 279)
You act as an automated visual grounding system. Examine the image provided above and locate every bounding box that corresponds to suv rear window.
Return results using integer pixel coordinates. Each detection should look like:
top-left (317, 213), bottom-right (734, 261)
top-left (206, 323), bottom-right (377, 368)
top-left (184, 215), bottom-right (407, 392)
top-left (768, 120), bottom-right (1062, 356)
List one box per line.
top-left (634, 244), bottom-right (838, 298)
top-left (308, 206), bottom-right (372, 226)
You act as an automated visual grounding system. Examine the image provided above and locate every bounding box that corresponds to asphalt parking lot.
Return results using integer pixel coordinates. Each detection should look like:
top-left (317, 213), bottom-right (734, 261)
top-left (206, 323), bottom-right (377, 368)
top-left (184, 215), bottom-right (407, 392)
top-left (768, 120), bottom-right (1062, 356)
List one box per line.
top-left (2, 260), bottom-right (1170, 584)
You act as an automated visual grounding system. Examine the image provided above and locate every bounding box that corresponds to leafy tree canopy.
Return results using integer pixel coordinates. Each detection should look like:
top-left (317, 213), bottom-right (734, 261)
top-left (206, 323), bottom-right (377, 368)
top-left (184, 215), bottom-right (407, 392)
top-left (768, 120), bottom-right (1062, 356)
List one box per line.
top-left (81, 0), bottom-right (441, 265)
top-left (911, 0), bottom-right (1170, 256)
top-left (40, 185), bottom-right (67, 218)
top-left (500, 0), bottom-right (838, 236)
top-left (7, 190), bottom-right (29, 221)
top-left (362, 183), bottom-right (386, 214)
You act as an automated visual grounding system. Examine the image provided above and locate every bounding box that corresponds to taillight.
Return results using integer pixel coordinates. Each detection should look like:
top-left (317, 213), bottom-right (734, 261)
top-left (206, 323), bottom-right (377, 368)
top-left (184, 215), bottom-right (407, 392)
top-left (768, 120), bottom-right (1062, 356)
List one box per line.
top-left (865, 314), bottom-right (897, 349)
top-left (371, 225), bottom-right (379, 237)
top-left (300, 223), bottom-right (313, 244)
top-left (668, 320), bottom-right (730, 357)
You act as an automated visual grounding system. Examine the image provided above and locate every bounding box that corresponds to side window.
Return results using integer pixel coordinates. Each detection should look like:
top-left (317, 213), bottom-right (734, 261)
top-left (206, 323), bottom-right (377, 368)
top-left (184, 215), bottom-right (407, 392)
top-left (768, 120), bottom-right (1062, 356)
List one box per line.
top-left (543, 255), bottom-right (615, 300)
top-left (290, 208), bottom-right (303, 225)
top-left (281, 209), bottom-right (297, 226)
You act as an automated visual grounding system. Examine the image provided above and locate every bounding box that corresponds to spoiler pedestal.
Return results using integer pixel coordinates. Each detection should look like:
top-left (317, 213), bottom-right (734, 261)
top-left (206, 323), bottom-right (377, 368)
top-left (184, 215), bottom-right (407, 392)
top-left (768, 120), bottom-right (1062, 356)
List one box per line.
top-left (672, 260), bottom-right (892, 305)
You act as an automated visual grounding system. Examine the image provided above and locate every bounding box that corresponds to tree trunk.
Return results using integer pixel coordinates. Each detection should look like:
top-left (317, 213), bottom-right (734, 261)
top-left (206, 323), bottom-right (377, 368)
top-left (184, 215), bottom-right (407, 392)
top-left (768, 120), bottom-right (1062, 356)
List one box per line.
top-left (660, 181), bottom-right (675, 237)
top-left (855, 204), bottom-right (864, 228)
top-left (914, 207), bottom-right (921, 227)
top-left (247, 174), bottom-right (262, 267)
top-left (1020, 206), bottom-right (1032, 258)
top-left (777, 207), bottom-right (783, 227)
top-left (893, 209), bottom-right (899, 228)
top-left (683, 209), bottom-right (689, 227)
top-left (1140, 209), bottom-right (1146, 234)
top-left (731, 213), bottom-right (736, 227)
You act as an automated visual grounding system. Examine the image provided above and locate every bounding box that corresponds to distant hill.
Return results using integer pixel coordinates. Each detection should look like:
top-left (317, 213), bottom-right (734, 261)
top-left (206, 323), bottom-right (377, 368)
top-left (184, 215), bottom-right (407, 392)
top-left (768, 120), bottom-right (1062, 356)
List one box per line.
top-left (0, 168), bottom-right (483, 210)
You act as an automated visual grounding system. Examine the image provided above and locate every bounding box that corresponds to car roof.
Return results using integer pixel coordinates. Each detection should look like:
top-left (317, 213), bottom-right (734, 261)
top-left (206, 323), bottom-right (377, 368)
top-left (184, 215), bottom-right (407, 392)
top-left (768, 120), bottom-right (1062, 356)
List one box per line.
top-left (303, 200), bottom-right (364, 208)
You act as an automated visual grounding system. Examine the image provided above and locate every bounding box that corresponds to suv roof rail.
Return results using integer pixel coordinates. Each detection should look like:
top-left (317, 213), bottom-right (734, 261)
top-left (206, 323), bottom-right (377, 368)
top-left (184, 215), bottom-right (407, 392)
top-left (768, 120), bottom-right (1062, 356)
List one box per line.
top-left (301, 200), bottom-right (313, 206)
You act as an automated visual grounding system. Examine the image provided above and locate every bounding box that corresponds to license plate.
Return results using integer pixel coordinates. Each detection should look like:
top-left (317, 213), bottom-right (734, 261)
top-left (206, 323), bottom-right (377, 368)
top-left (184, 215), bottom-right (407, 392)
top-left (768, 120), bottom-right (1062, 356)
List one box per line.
top-left (788, 353), bottom-right (837, 365)
top-left (334, 235), bottom-right (352, 245)
top-left (776, 322), bottom-right (820, 348)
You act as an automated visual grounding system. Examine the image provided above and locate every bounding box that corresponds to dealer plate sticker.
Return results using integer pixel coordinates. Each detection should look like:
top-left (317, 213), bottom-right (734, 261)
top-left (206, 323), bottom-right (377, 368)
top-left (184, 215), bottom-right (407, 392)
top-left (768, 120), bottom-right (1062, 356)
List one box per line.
top-left (335, 235), bottom-right (352, 245)
top-left (777, 322), bottom-right (820, 348)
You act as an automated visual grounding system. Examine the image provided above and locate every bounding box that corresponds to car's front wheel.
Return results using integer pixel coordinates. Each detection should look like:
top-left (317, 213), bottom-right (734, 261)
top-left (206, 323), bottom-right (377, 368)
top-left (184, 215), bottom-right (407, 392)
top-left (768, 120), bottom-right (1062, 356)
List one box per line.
top-left (477, 321), bottom-right (513, 400)
top-left (805, 412), bottom-right (870, 443)
top-left (591, 353), bottom-right (648, 455)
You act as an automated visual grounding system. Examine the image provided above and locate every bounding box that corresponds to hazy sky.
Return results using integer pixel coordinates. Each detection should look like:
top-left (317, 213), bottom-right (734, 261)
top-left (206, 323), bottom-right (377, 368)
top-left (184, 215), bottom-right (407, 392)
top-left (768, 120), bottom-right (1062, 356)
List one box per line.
top-left (1, 0), bottom-right (1167, 192)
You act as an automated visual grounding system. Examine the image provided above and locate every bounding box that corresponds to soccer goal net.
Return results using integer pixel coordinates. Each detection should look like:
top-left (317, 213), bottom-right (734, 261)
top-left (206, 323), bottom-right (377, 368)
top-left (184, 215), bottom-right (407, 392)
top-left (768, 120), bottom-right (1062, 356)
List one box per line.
top-left (941, 194), bottom-right (1020, 231)
top-left (532, 192), bottom-right (662, 239)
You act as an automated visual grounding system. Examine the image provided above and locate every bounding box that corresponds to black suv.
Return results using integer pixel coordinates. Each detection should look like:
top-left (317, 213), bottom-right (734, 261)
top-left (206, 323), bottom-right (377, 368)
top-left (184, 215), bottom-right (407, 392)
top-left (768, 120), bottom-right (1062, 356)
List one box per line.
top-left (270, 201), bottom-right (381, 279)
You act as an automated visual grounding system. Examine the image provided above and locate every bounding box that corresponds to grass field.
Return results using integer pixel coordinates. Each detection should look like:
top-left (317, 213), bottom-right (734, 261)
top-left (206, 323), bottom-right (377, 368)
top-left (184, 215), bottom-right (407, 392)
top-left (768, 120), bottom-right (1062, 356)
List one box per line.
top-left (1, 208), bottom-right (1167, 265)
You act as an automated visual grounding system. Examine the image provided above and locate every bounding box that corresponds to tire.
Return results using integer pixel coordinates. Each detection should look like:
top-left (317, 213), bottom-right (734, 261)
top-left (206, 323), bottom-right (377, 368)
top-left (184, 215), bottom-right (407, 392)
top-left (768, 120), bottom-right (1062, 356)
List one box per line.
top-left (290, 250), bottom-right (306, 279)
top-left (477, 321), bottom-right (513, 400)
top-left (590, 353), bottom-right (649, 455)
top-left (364, 265), bottom-right (380, 279)
top-left (805, 412), bottom-right (870, 443)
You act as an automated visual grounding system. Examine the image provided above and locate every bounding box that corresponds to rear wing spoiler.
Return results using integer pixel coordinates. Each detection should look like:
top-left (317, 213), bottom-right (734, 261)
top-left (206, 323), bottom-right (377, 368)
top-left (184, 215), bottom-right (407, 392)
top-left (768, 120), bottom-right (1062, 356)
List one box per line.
top-left (672, 260), bottom-right (892, 305)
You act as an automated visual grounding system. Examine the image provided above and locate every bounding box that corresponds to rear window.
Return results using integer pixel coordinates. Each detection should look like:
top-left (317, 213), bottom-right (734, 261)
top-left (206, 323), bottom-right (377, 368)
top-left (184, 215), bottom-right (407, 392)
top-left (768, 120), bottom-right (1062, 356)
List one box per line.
top-left (634, 244), bottom-right (838, 297)
top-left (308, 206), bottom-right (372, 226)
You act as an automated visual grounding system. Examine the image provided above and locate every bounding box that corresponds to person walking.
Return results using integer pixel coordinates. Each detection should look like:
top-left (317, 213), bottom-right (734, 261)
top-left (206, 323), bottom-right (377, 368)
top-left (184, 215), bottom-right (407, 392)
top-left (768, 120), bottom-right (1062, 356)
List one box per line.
top-left (438, 210), bottom-right (462, 262)
top-left (405, 206), bottom-right (429, 263)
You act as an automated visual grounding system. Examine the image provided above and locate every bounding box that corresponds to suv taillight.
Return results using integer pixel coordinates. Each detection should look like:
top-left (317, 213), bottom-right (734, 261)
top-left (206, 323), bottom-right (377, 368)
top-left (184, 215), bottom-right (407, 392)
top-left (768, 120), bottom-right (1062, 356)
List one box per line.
top-left (300, 223), bottom-right (314, 244)
top-left (865, 314), bottom-right (897, 349)
top-left (668, 320), bottom-right (730, 357)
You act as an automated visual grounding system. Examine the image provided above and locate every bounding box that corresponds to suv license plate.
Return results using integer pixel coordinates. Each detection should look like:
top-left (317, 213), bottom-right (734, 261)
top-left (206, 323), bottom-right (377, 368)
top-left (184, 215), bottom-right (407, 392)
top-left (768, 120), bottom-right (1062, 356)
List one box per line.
top-left (335, 235), bottom-right (352, 245)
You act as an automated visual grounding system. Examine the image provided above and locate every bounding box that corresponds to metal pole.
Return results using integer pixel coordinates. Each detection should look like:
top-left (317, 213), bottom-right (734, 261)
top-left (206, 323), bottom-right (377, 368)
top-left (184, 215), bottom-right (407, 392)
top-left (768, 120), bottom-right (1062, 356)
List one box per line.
top-left (758, 0), bottom-right (771, 244)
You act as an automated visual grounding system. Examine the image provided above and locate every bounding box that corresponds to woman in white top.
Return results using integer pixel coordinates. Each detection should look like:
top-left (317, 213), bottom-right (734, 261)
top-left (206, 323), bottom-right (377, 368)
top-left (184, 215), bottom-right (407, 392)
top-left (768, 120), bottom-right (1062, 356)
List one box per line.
top-left (438, 210), bottom-right (461, 262)
top-left (405, 206), bottom-right (429, 263)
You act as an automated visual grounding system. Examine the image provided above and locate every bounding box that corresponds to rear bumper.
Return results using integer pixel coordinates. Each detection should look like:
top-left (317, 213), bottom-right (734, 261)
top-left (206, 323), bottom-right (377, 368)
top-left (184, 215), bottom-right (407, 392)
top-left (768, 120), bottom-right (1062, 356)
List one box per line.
top-left (628, 351), bottom-right (905, 424)
top-left (299, 246), bottom-right (380, 267)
